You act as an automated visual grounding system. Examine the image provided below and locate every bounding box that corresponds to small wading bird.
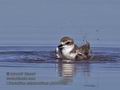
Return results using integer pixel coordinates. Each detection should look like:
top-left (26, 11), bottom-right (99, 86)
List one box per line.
top-left (56, 36), bottom-right (92, 60)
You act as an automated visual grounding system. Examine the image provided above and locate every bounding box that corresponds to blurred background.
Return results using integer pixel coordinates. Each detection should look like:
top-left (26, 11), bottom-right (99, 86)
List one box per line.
top-left (0, 0), bottom-right (120, 47)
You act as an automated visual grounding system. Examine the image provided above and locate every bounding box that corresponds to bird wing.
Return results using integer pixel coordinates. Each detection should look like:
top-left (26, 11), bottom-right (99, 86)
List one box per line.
top-left (78, 41), bottom-right (91, 55)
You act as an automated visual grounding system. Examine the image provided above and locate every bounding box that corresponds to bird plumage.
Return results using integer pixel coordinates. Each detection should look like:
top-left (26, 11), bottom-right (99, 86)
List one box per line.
top-left (56, 36), bottom-right (92, 60)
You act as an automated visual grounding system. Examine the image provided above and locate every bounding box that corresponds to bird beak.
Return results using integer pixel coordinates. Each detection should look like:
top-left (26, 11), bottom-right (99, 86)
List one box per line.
top-left (58, 44), bottom-right (63, 49)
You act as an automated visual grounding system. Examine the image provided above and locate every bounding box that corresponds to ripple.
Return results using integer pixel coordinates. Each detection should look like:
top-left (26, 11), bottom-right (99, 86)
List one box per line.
top-left (0, 47), bottom-right (119, 64)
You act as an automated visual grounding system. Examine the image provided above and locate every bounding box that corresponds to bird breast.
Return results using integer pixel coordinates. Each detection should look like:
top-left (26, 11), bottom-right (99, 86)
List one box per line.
top-left (62, 46), bottom-right (76, 59)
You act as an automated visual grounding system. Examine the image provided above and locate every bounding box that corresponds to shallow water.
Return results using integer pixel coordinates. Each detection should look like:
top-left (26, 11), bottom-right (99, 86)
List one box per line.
top-left (0, 46), bottom-right (120, 90)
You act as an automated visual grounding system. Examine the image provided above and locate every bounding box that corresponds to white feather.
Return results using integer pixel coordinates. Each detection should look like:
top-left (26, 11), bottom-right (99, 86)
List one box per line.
top-left (62, 45), bottom-right (76, 59)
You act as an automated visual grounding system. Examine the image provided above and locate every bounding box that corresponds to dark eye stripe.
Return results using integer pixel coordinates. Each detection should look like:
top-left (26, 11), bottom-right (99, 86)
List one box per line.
top-left (66, 42), bottom-right (71, 44)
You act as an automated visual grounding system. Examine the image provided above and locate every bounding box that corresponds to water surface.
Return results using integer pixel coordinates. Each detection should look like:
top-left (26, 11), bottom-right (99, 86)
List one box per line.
top-left (0, 46), bottom-right (120, 90)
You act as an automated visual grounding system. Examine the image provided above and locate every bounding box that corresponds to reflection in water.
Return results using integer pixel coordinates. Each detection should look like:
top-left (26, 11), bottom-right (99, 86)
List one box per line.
top-left (2, 60), bottom-right (91, 86)
top-left (58, 60), bottom-right (75, 83)
top-left (57, 59), bottom-right (90, 84)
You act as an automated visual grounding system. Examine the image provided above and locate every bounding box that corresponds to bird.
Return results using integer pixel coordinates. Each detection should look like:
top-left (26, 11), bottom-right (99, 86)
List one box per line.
top-left (56, 36), bottom-right (92, 60)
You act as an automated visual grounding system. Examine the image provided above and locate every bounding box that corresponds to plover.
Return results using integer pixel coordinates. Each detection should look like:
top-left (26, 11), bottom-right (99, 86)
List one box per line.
top-left (56, 36), bottom-right (92, 60)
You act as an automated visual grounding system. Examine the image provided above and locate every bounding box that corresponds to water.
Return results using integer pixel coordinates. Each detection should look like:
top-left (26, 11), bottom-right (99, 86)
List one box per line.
top-left (0, 46), bottom-right (120, 90)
